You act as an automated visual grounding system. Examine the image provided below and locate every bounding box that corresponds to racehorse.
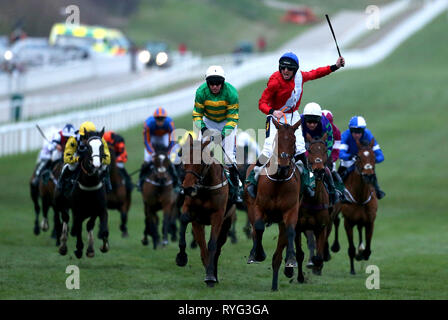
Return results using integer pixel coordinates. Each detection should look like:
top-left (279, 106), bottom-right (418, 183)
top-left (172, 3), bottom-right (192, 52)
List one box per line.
top-left (295, 133), bottom-right (332, 280)
top-left (245, 118), bottom-right (301, 291)
top-left (58, 130), bottom-right (110, 259)
top-left (30, 160), bottom-right (63, 245)
top-left (175, 134), bottom-right (235, 287)
top-left (141, 148), bottom-right (177, 249)
top-left (106, 146), bottom-right (132, 238)
top-left (331, 138), bottom-right (378, 274)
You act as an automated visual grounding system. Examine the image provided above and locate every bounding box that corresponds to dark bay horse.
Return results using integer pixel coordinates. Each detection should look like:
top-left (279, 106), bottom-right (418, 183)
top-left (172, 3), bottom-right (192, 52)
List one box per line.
top-left (175, 134), bottom-right (235, 287)
top-left (30, 159), bottom-right (63, 244)
top-left (331, 138), bottom-right (378, 274)
top-left (141, 149), bottom-right (177, 249)
top-left (295, 133), bottom-right (332, 280)
top-left (245, 118), bottom-right (301, 291)
top-left (58, 130), bottom-right (110, 259)
top-left (106, 147), bottom-right (132, 238)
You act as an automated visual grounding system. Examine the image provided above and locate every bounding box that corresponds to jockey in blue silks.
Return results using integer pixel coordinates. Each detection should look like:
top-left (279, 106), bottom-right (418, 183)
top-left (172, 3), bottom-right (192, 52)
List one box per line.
top-left (338, 116), bottom-right (386, 199)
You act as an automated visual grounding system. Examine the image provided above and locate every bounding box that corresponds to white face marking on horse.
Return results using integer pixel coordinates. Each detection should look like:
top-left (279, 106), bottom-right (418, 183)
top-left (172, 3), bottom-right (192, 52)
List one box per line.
top-left (89, 139), bottom-right (102, 168)
top-left (363, 151), bottom-right (370, 157)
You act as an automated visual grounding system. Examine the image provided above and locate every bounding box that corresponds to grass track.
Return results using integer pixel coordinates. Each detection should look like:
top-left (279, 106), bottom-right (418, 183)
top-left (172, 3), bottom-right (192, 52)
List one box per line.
top-left (1, 12), bottom-right (448, 300)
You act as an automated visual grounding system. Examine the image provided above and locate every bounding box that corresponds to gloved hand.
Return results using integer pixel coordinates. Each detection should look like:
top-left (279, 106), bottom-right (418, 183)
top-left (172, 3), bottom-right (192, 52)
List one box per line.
top-left (351, 155), bottom-right (359, 162)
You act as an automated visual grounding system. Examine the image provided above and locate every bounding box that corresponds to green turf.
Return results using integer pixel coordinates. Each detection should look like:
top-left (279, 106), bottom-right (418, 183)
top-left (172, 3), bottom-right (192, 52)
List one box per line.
top-left (1, 11), bottom-right (447, 300)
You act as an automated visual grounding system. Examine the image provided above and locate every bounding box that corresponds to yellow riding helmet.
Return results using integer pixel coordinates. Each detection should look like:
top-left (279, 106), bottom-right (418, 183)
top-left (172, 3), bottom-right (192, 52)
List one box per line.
top-left (79, 121), bottom-right (96, 136)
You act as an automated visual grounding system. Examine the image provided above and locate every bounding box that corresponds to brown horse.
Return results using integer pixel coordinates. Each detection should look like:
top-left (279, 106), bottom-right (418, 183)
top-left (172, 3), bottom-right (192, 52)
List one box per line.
top-left (141, 150), bottom-right (177, 249)
top-left (245, 118), bottom-right (301, 291)
top-left (332, 138), bottom-right (378, 274)
top-left (106, 147), bottom-right (132, 238)
top-left (175, 134), bottom-right (235, 287)
top-left (295, 133), bottom-right (332, 280)
top-left (30, 159), bottom-right (65, 243)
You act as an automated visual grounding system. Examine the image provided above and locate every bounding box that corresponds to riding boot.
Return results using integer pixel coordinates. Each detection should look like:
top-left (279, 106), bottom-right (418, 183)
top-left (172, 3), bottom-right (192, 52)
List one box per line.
top-left (138, 162), bottom-right (150, 192)
top-left (32, 160), bottom-right (48, 186)
top-left (294, 153), bottom-right (315, 198)
top-left (371, 173), bottom-right (386, 199)
top-left (57, 164), bottom-right (77, 195)
top-left (332, 170), bottom-right (349, 203)
top-left (246, 158), bottom-right (265, 199)
top-left (168, 163), bottom-right (180, 189)
top-left (337, 166), bottom-right (349, 182)
top-left (324, 168), bottom-right (338, 205)
top-left (102, 166), bottom-right (112, 193)
top-left (229, 165), bottom-right (243, 204)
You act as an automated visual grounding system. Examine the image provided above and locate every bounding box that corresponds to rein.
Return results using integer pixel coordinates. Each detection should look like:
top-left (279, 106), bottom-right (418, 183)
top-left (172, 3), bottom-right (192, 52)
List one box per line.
top-left (264, 164), bottom-right (296, 182)
top-left (184, 163), bottom-right (227, 191)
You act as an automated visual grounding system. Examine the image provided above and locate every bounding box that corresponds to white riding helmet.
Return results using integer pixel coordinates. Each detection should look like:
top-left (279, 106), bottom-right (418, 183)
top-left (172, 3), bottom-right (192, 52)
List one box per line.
top-left (303, 102), bottom-right (322, 116)
top-left (205, 65), bottom-right (225, 80)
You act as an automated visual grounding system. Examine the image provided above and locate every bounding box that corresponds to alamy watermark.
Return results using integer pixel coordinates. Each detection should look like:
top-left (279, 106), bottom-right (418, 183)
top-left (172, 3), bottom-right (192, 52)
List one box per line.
top-left (65, 5), bottom-right (80, 26)
top-left (365, 5), bottom-right (380, 30)
top-left (65, 265), bottom-right (80, 290)
top-left (365, 265), bottom-right (380, 289)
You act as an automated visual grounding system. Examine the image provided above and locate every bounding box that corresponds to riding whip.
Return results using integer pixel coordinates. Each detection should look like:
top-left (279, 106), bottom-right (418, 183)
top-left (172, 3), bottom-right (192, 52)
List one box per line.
top-left (35, 124), bottom-right (51, 143)
top-left (325, 14), bottom-right (342, 57)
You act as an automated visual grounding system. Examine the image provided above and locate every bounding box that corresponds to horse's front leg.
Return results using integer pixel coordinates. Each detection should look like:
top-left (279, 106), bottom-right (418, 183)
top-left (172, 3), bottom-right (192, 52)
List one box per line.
top-left (248, 206), bottom-right (266, 263)
top-left (331, 212), bottom-right (341, 252)
top-left (363, 221), bottom-right (374, 261)
top-left (176, 211), bottom-right (191, 267)
top-left (283, 207), bottom-right (298, 268)
top-left (273, 224), bottom-right (287, 291)
top-left (73, 215), bottom-right (84, 259)
top-left (98, 209), bottom-right (109, 253)
top-left (312, 225), bottom-right (327, 275)
top-left (204, 211), bottom-right (224, 287)
top-left (86, 216), bottom-right (96, 258)
top-left (192, 222), bottom-right (207, 267)
top-left (295, 227), bottom-right (305, 283)
top-left (30, 183), bottom-right (41, 235)
top-left (344, 219), bottom-right (356, 275)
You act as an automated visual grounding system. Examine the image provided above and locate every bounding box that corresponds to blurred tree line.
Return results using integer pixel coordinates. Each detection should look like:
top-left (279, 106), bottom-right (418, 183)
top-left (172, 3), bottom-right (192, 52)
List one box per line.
top-left (0, 0), bottom-right (140, 37)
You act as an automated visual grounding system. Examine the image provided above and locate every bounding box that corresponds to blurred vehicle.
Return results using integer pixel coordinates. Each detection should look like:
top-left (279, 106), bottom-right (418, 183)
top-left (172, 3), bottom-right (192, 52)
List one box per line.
top-left (138, 41), bottom-right (171, 68)
top-left (49, 23), bottom-right (129, 56)
top-left (281, 7), bottom-right (317, 25)
top-left (233, 40), bottom-right (253, 65)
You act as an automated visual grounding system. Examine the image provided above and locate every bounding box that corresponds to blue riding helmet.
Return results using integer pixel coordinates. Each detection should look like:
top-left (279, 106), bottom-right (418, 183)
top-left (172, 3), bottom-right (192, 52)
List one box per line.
top-left (348, 116), bottom-right (367, 129)
top-left (62, 123), bottom-right (76, 137)
top-left (279, 52), bottom-right (299, 69)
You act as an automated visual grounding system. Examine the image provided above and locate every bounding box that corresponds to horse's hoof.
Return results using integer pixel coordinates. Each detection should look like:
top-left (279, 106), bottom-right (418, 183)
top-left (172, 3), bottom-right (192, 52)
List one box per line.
top-left (86, 249), bottom-right (95, 258)
top-left (100, 241), bottom-right (109, 253)
top-left (331, 242), bottom-right (340, 253)
top-left (285, 258), bottom-right (297, 268)
top-left (59, 245), bottom-right (67, 256)
top-left (350, 270), bottom-right (356, 275)
top-left (284, 266), bottom-right (294, 278)
top-left (74, 250), bottom-right (83, 259)
top-left (121, 231), bottom-right (129, 238)
top-left (355, 251), bottom-right (364, 261)
top-left (176, 252), bottom-right (188, 267)
top-left (204, 275), bottom-right (217, 286)
top-left (41, 220), bottom-right (49, 232)
top-left (141, 238), bottom-right (149, 246)
top-left (34, 226), bottom-right (40, 236)
top-left (306, 261), bottom-right (314, 269)
top-left (190, 240), bottom-right (197, 249)
top-left (254, 251), bottom-right (266, 263)
top-left (298, 274), bottom-right (305, 283)
top-left (162, 240), bottom-right (169, 247)
top-left (324, 253), bottom-right (331, 262)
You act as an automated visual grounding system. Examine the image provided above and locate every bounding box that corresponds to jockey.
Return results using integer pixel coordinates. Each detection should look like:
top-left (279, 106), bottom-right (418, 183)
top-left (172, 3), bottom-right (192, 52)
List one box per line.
top-left (31, 124), bottom-right (75, 187)
top-left (57, 121), bottom-right (111, 195)
top-left (339, 116), bottom-right (386, 199)
top-left (300, 102), bottom-right (341, 204)
top-left (246, 51), bottom-right (345, 198)
top-left (138, 107), bottom-right (179, 190)
top-left (104, 131), bottom-right (133, 191)
top-left (193, 65), bottom-right (242, 204)
top-left (322, 109), bottom-right (346, 200)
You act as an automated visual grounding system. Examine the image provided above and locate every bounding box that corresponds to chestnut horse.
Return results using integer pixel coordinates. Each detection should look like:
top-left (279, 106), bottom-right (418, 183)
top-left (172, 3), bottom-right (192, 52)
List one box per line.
top-left (106, 147), bottom-right (132, 238)
top-left (141, 149), bottom-right (177, 249)
top-left (245, 118), bottom-right (301, 291)
top-left (295, 133), bottom-right (332, 280)
top-left (331, 138), bottom-right (378, 274)
top-left (175, 134), bottom-right (235, 287)
top-left (58, 130), bottom-right (110, 259)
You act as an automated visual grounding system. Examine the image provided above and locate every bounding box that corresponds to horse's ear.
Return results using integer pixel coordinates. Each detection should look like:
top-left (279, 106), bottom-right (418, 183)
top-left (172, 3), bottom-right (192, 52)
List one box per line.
top-left (370, 138), bottom-right (375, 148)
top-left (100, 127), bottom-right (105, 137)
top-left (321, 132), bottom-right (328, 142)
top-left (272, 117), bottom-right (280, 129)
top-left (292, 118), bottom-right (302, 131)
top-left (306, 132), bottom-right (312, 142)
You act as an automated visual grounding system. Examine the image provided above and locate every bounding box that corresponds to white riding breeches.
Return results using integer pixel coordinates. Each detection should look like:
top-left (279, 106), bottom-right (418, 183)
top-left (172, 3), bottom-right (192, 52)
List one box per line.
top-left (261, 111), bottom-right (306, 160)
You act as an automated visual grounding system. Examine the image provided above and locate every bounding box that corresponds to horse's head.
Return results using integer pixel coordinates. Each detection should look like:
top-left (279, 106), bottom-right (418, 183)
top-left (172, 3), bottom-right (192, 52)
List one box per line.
top-left (181, 133), bottom-right (212, 196)
top-left (152, 151), bottom-right (171, 185)
top-left (355, 138), bottom-right (376, 184)
top-left (306, 132), bottom-right (328, 180)
top-left (79, 128), bottom-right (105, 176)
top-left (272, 118), bottom-right (301, 178)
